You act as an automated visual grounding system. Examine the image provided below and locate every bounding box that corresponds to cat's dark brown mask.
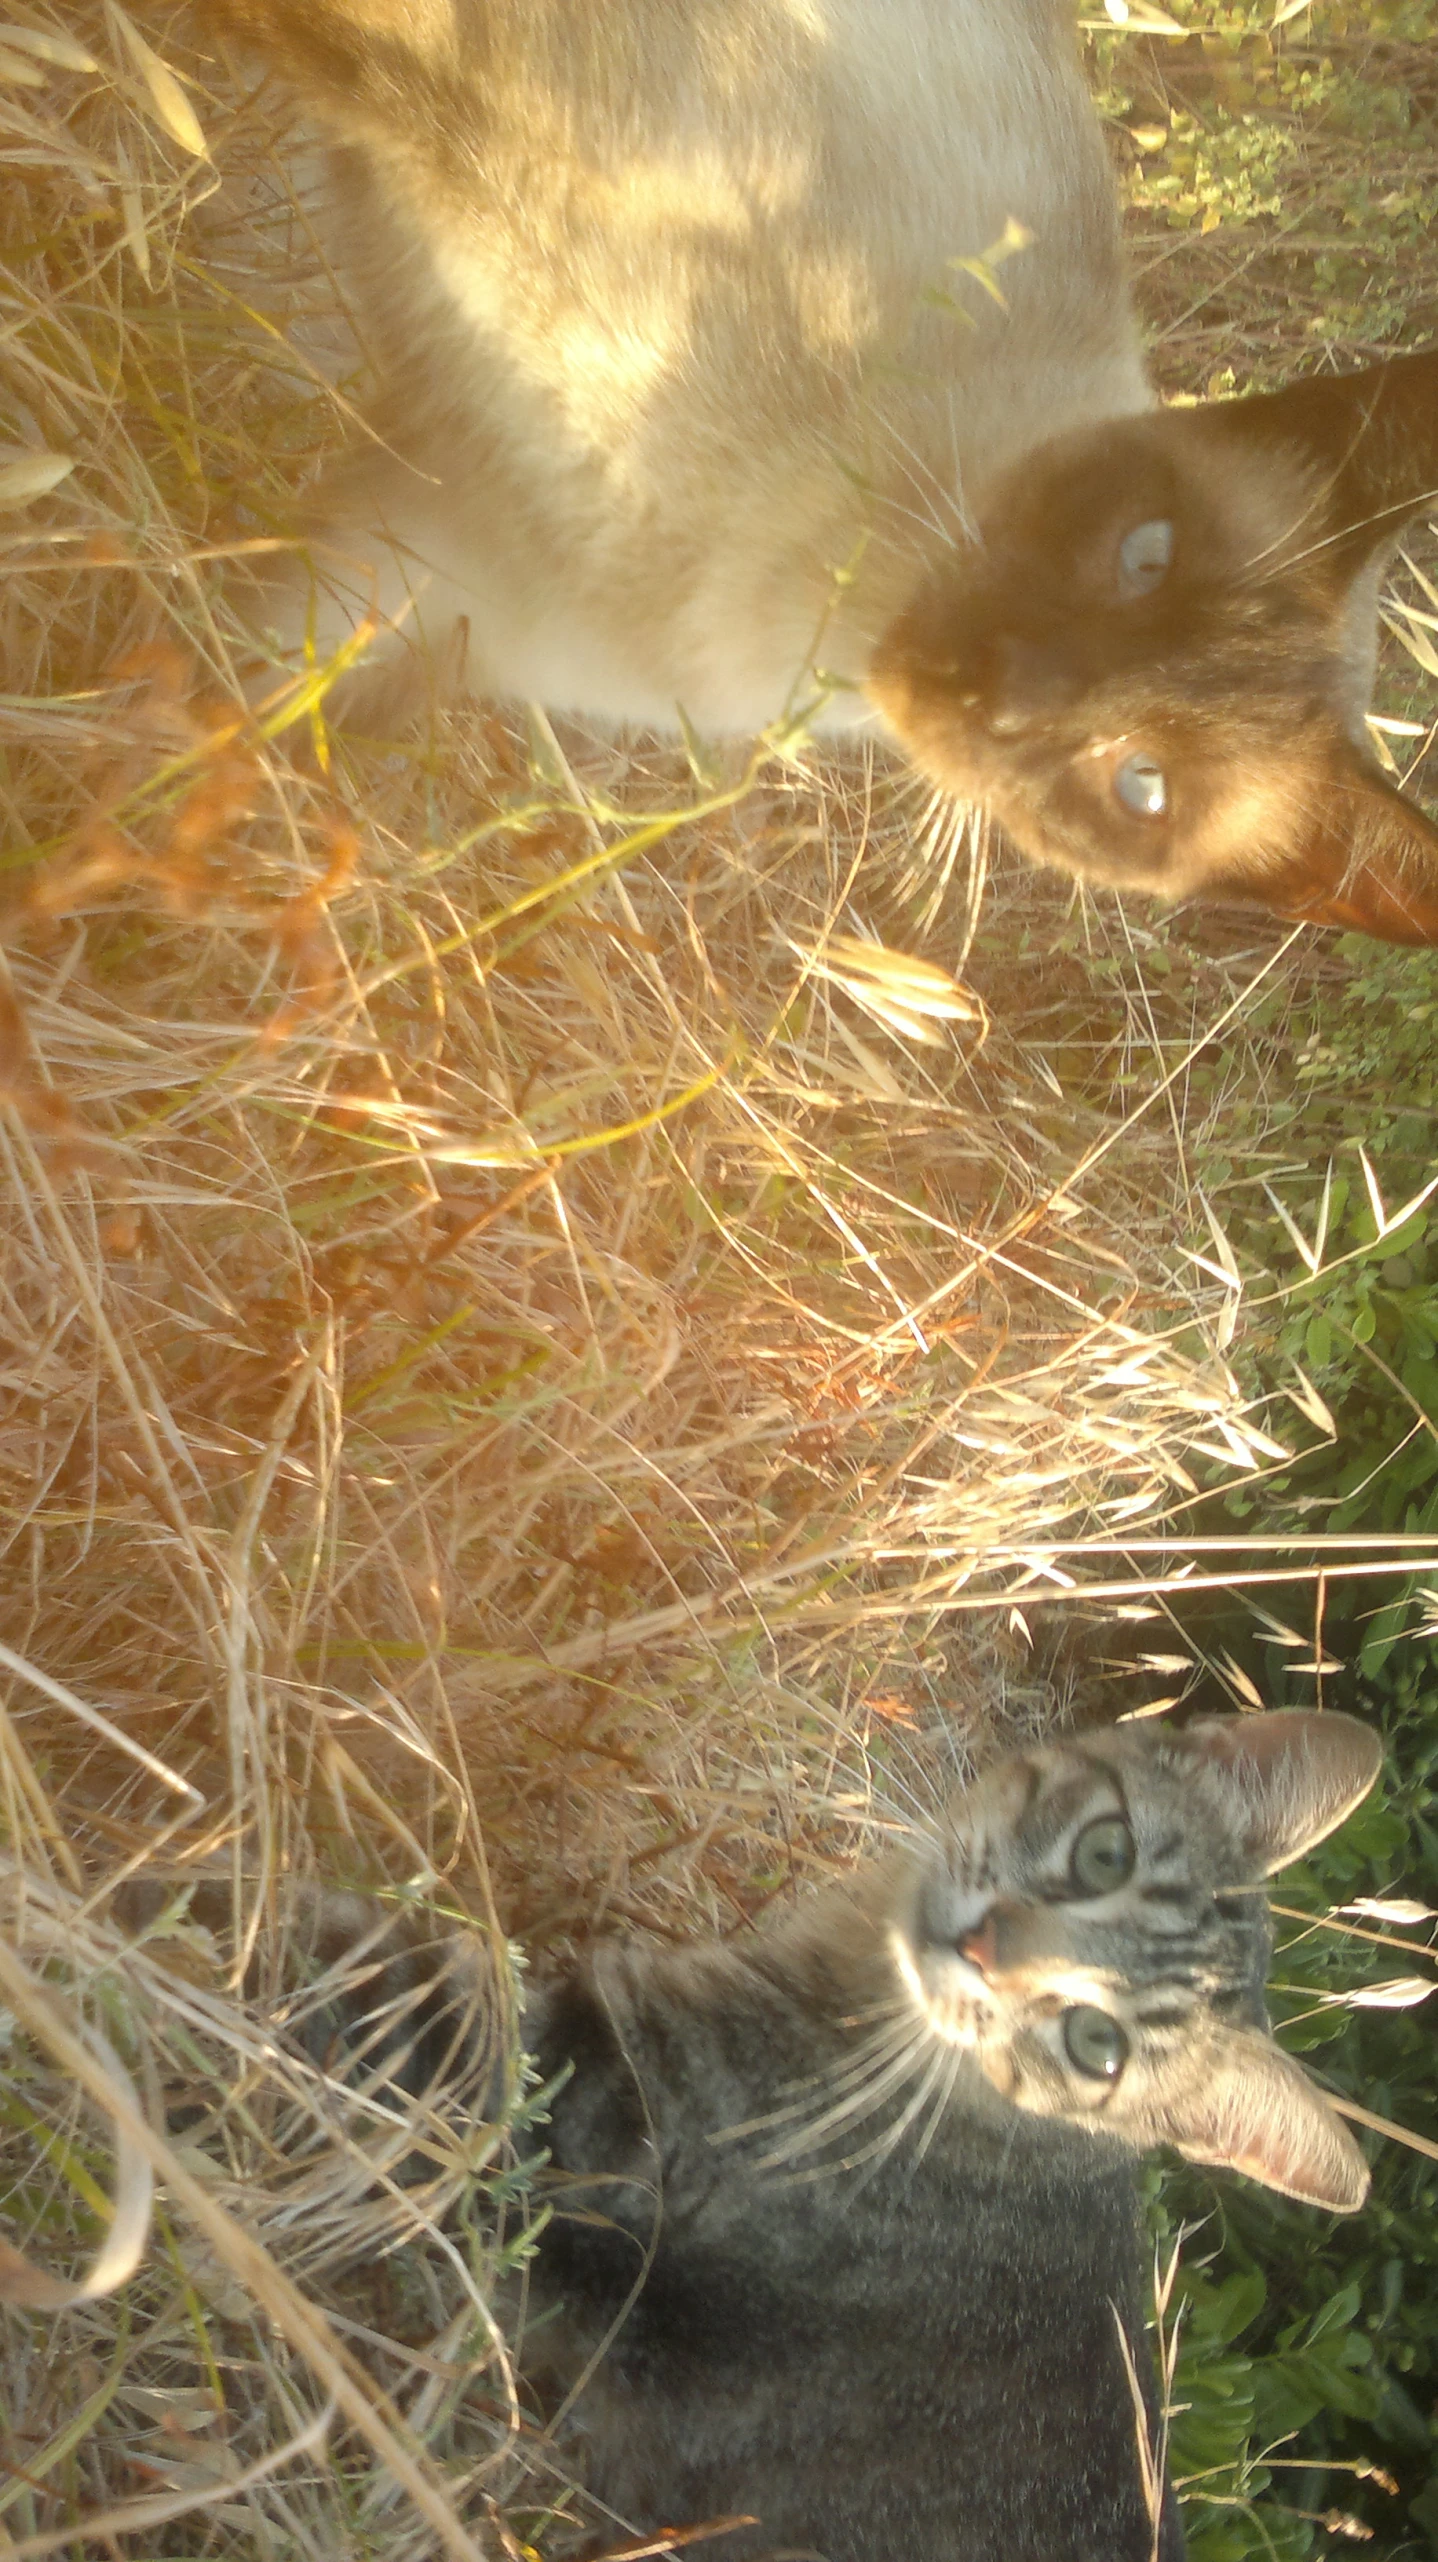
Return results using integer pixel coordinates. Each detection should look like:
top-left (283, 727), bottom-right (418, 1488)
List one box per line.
top-left (869, 351), bottom-right (1438, 945)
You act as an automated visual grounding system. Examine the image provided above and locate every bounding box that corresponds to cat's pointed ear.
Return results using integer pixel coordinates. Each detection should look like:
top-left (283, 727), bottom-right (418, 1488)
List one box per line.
top-left (1181, 1711), bottom-right (1382, 1874)
top-left (1252, 749), bottom-right (1438, 946)
top-left (1197, 350), bottom-right (1438, 576)
top-left (1170, 2032), bottom-right (1370, 2212)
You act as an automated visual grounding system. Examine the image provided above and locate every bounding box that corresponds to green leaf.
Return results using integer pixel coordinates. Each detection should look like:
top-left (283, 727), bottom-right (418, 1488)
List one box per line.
top-left (1303, 2280), bottom-right (1363, 2342)
top-left (1305, 1311), bottom-right (1334, 1369)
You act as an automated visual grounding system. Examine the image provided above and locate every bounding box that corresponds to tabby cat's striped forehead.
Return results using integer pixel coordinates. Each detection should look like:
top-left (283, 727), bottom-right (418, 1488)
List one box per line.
top-left (941, 1724), bottom-right (1276, 1882)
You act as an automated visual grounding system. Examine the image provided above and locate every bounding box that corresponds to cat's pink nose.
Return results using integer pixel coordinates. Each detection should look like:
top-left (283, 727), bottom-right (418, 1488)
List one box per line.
top-left (960, 1913), bottom-right (1000, 1978)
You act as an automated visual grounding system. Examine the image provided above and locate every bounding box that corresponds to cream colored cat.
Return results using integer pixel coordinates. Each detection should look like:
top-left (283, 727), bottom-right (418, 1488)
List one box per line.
top-left (191, 0), bottom-right (1438, 941)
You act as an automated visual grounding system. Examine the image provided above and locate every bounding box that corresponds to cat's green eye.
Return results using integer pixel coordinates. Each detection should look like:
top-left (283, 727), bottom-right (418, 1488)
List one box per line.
top-left (1062, 2005), bottom-right (1129, 2082)
top-left (1117, 516), bottom-right (1173, 597)
top-left (1069, 1814), bottom-right (1136, 1895)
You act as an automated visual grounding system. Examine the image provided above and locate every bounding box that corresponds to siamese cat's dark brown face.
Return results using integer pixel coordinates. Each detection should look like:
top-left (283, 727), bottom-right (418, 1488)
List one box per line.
top-left (870, 366), bottom-right (1438, 945)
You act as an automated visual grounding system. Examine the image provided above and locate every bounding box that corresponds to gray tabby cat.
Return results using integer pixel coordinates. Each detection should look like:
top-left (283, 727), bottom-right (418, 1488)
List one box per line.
top-left (297, 1709), bottom-right (1380, 2562)
top-left (186, 0), bottom-right (1438, 943)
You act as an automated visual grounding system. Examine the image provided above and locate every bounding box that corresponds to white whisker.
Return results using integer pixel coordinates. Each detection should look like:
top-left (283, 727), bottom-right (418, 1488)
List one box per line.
top-left (766, 2014), bottom-right (917, 2109)
top-left (713, 2011), bottom-right (918, 2147)
top-left (794, 2033), bottom-right (956, 2189)
top-left (753, 2026), bottom-right (934, 2170)
top-left (909, 2044), bottom-right (963, 2170)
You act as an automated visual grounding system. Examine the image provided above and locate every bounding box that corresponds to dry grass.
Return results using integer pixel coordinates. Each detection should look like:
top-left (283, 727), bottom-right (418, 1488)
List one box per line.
top-left (2, 5), bottom-right (1437, 2555)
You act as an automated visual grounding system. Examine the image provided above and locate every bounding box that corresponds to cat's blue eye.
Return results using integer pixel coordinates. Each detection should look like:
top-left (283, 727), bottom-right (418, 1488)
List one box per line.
top-left (1068, 1815), bottom-right (1136, 1895)
top-left (1117, 517), bottom-right (1173, 597)
top-left (1114, 753), bottom-right (1166, 818)
top-left (1062, 2005), bottom-right (1129, 2082)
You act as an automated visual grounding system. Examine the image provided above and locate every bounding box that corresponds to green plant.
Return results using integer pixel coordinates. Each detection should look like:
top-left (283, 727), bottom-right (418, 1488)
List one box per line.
top-left (1157, 1656), bottom-right (1438, 2557)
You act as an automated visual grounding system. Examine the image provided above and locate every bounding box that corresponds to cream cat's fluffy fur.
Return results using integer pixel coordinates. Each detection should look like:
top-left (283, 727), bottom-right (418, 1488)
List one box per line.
top-left (202, 0), bottom-right (1151, 726)
top-left (189, 0), bottom-right (1438, 941)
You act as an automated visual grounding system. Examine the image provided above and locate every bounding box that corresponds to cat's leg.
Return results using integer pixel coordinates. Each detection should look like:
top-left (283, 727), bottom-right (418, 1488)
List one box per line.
top-left (120, 1880), bottom-right (529, 2150)
top-left (183, 1), bottom-right (497, 726)
top-left (118, 1879), bottom-right (665, 2241)
top-left (242, 485), bottom-right (502, 737)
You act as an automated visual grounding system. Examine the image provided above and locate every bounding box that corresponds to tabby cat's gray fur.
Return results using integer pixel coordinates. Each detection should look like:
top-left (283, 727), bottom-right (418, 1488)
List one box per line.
top-left (187, 0), bottom-right (1438, 942)
top-left (298, 1710), bottom-right (1378, 2562)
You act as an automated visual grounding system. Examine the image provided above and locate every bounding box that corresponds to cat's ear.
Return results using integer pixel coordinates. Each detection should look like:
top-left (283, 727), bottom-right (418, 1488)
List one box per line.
top-left (1170, 2031), bottom-right (1370, 2212)
top-left (1248, 747), bottom-right (1438, 946)
top-left (1181, 1710), bottom-right (1382, 1873)
top-left (1197, 351), bottom-right (1438, 578)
